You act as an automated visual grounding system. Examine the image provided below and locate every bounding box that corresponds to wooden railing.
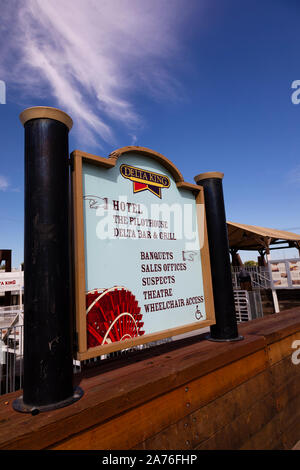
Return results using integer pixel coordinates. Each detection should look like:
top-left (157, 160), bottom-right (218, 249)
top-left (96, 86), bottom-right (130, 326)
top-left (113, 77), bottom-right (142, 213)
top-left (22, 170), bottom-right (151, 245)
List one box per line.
top-left (0, 308), bottom-right (300, 450)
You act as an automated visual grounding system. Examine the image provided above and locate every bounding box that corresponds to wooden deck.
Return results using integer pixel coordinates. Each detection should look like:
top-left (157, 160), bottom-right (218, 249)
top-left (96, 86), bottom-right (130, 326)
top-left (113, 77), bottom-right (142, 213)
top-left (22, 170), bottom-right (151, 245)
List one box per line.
top-left (0, 308), bottom-right (300, 450)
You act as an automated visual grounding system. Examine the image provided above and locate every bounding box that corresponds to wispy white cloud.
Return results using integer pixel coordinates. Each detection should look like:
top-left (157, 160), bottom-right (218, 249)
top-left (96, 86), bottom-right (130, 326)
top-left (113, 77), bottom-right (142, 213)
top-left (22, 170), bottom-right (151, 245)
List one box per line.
top-left (0, 175), bottom-right (20, 193)
top-left (130, 134), bottom-right (138, 146)
top-left (287, 165), bottom-right (300, 185)
top-left (0, 176), bottom-right (9, 191)
top-left (1, 0), bottom-right (197, 147)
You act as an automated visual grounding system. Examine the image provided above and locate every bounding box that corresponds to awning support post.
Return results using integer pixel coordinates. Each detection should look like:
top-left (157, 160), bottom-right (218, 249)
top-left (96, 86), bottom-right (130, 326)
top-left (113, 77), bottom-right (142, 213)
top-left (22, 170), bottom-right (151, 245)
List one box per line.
top-left (266, 252), bottom-right (280, 314)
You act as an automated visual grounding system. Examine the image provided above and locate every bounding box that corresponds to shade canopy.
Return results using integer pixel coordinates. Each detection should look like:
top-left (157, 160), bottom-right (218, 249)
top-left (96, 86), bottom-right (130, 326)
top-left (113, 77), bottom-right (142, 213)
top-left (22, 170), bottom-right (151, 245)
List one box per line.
top-left (227, 221), bottom-right (300, 253)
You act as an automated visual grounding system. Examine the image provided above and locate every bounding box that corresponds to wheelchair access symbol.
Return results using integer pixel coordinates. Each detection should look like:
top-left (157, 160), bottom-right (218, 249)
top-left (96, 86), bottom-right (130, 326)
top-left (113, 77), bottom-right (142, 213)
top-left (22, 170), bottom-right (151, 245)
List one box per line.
top-left (195, 305), bottom-right (203, 320)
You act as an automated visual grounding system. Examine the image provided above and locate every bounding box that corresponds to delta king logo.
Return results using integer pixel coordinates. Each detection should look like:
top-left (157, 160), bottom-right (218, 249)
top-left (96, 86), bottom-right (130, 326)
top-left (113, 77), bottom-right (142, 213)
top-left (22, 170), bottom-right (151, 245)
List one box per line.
top-left (120, 164), bottom-right (170, 198)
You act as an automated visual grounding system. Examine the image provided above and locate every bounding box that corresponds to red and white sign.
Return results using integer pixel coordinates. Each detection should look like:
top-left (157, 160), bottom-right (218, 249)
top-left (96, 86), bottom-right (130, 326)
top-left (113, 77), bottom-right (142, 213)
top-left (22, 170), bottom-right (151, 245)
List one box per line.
top-left (0, 271), bottom-right (24, 293)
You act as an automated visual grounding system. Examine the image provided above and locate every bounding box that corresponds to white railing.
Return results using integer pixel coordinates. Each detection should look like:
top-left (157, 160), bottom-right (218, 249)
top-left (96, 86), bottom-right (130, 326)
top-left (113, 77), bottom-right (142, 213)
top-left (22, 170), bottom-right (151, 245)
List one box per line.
top-left (232, 267), bottom-right (271, 290)
top-left (234, 290), bottom-right (263, 323)
top-left (0, 305), bottom-right (23, 314)
top-left (234, 290), bottom-right (250, 322)
top-left (0, 324), bottom-right (24, 395)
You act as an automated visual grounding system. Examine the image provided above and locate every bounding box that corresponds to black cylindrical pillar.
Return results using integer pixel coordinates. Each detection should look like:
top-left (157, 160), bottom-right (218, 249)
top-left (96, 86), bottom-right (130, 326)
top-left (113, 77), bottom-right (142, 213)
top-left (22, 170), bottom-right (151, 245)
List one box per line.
top-left (13, 106), bottom-right (83, 413)
top-left (194, 172), bottom-right (243, 341)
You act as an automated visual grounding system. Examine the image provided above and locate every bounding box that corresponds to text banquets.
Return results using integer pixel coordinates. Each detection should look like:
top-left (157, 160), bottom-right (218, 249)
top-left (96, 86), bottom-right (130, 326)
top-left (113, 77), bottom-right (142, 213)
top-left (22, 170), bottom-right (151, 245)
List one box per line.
top-left (140, 251), bottom-right (204, 313)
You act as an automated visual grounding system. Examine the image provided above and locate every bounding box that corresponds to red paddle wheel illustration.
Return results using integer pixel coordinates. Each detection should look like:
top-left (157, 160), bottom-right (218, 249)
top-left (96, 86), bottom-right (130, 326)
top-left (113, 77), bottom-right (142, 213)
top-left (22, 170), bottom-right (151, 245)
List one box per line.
top-left (86, 286), bottom-right (145, 349)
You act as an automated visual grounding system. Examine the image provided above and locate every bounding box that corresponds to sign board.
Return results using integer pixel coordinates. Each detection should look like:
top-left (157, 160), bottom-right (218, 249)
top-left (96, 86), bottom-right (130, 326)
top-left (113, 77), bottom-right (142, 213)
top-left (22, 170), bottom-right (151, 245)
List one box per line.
top-left (0, 271), bottom-right (24, 293)
top-left (269, 258), bottom-right (300, 289)
top-left (72, 147), bottom-right (215, 360)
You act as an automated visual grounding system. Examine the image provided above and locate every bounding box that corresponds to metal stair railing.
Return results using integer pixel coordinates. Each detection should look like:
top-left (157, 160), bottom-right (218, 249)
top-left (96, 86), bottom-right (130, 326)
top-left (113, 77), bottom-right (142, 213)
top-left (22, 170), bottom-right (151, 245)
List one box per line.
top-left (232, 267), bottom-right (271, 290)
top-left (234, 289), bottom-right (264, 323)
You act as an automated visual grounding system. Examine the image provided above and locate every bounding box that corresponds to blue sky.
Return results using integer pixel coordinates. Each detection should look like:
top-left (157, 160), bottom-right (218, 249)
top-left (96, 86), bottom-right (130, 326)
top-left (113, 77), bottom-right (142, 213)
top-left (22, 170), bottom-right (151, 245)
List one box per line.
top-left (0, 0), bottom-right (300, 267)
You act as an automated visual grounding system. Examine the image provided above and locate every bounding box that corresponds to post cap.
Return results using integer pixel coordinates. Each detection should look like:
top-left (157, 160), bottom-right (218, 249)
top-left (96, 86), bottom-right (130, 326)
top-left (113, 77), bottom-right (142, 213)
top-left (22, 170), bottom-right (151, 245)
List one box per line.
top-left (194, 171), bottom-right (224, 184)
top-left (20, 106), bottom-right (73, 131)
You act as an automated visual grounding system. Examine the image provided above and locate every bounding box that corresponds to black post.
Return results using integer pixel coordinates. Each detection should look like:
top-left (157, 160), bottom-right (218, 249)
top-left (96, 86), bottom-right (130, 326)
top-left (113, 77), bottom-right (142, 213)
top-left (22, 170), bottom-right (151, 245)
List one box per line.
top-left (194, 172), bottom-right (243, 342)
top-left (13, 107), bottom-right (83, 413)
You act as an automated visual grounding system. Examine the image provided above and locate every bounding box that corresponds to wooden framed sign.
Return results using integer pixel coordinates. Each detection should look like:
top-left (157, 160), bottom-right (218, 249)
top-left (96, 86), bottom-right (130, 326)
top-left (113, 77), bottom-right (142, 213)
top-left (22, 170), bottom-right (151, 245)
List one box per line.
top-left (72, 146), bottom-right (215, 360)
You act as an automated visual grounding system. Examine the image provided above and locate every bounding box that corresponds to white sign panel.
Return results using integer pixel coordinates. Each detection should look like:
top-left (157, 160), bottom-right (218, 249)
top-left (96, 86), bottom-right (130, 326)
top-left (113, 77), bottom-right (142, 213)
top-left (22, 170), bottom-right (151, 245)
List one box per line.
top-left (0, 271), bottom-right (24, 293)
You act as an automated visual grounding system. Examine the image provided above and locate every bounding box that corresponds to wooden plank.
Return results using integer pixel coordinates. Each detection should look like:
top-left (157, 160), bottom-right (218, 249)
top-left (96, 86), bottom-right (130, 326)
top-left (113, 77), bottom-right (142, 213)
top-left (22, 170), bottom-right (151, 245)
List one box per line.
top-left (72, 151), bottom-right (87, 355)
top-left (239, 308), bottom-right (300, 345)
top-left (77, 320), bottom-right (214, 360)
top-left (0, 334), bottom-right (266, 450)
top-left (176, 181), bottom-right (201, 192)
top-left (238, 414), bottom-right (283, 450)
top-left (1, 310), bottom-right (298, 450)
top-left (74, 334), bottom-right (265, 399)
top-left (285, 419), bottom-right (300, 450)
top-left (134, 369), bottom-right (273, 450)
top-left (277, 388), bottom-right (300, 434)
top-left (195, 188), bottom-right (215, 325)
top-left (136, 342), bottom-right (300, 451)
top-left (267, 332), bottom-right (300, 365)
top-left (50, 350), bottom-right (267, 450)
top-left (72, 150), bottom-right (115, 169)
top-left (195, 394), bottom-right (278, 450)
top-left (268, 354), bottom-right (300, 390)
top-left (250, 361), bottom-right (300, 450)
top-left (275, 372), bottom-right (300, 413)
